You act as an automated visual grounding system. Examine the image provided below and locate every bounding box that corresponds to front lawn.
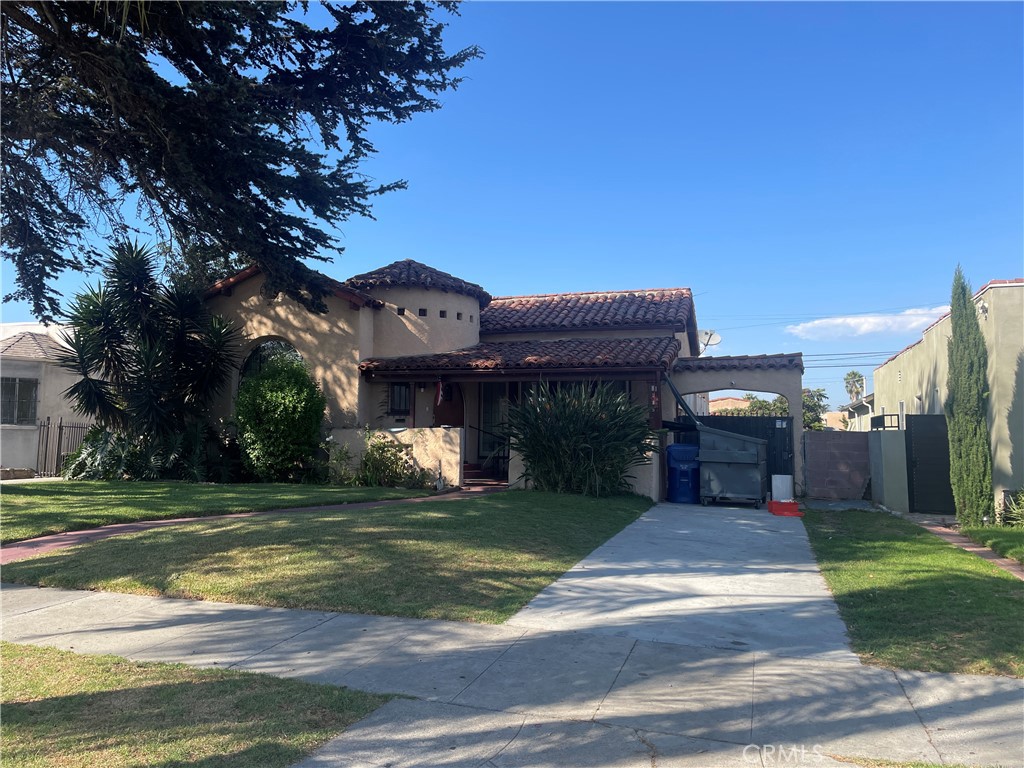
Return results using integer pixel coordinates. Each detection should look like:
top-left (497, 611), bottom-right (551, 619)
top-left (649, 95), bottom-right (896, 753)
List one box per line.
top-left (1, 642), bottom-right (388, 768)
top-left (0, 480), bottom-right (428, 544)
top-left (803, 509), bottom-right (1023, 676)
top-left (960, 525), bottom-right (1024, 565)
top-left (2, 491), bottom-right (652, 623)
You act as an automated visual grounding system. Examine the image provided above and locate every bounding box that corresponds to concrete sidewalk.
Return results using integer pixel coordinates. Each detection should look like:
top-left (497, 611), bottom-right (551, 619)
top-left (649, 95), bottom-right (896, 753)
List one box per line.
top-left (3, 503), bottom-right (1022, 767)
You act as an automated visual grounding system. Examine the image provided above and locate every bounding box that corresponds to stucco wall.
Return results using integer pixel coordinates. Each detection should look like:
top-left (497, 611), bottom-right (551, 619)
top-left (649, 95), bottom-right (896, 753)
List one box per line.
top-left (330, 427), bottom-right (464, 488)
top-left (368, 287), bottom-right (481, 358)
top-left (206, 274), bottom-right (367, 428)
top-left (0, 358), bottom-right (91, 470)
top-left (868, 430), bottom-right (909, 513)
top-left (874, 283), bottom-right (1023, 505)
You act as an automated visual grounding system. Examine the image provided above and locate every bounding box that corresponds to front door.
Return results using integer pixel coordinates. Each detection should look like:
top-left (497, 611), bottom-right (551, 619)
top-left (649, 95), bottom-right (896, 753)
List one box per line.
top-left (433, 383), bottom-right (465, 427)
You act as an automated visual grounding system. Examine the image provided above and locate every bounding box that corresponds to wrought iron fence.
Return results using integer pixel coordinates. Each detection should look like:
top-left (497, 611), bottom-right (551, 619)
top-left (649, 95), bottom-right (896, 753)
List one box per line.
top-left (36, 418), bottom-right (91, 477)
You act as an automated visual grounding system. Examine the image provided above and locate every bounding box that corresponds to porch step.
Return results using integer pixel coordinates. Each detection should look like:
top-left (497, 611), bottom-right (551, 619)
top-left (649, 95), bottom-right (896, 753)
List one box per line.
top-left (461, 477), bottom-right (508, 490)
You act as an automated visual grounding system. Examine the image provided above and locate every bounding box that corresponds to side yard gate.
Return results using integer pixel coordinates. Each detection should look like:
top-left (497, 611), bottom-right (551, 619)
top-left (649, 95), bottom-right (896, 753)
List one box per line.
top-left (904, 415), bottom-right (956, 515)
top-left (36, 418), bottom-right (90, 477)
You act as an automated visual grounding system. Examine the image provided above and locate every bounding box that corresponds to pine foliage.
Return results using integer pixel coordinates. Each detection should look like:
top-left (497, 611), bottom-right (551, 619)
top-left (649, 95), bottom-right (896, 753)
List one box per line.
top-left (945, 266), bottom-right (993, 526)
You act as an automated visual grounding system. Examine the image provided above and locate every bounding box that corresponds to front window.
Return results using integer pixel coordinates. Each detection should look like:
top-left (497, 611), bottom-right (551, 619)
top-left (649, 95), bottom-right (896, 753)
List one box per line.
top-left (389, 383), bottom-right (411, 415)
top-left (1, 377), bottom-right (38, 425)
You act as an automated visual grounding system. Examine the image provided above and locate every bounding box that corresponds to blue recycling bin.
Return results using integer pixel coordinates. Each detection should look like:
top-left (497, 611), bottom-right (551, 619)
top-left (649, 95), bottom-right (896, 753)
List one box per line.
top-left (666, 444), bottom-right (700, 504)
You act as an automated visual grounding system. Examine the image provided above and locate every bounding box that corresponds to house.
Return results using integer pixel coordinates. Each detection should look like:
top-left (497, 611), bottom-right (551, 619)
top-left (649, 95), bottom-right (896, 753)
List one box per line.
top-left (206, 260), bottom-right (806, 499)
top-left (709, 396), bottom-right (751, 414)
top-left (0, 325), bottom-right (87, 474)
top-left (840, 393), bottom-right (874, 432)
top-left (873, 278), bottom-right (1023, 508)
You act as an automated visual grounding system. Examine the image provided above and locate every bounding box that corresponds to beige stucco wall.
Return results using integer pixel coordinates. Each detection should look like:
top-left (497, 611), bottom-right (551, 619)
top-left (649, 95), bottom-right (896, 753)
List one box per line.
top-left (367, 287), bottom-right (481, 358)
top-left (874, 283), bottom-right (1023, 506)
top-left (206, 274), bottom-right (367, 428)
top-left (330, 427), bottom-right (463, 488)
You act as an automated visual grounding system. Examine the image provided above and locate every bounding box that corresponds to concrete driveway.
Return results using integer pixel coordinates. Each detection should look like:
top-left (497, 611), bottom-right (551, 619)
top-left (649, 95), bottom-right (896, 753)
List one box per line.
top-left (3, 502), bottom-right (1022, 767)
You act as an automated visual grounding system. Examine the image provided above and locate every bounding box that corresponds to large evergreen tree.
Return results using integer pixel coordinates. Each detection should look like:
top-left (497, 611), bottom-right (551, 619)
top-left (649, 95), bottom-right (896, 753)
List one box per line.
top-left (945, 266), bottom-right (993, 526)
top-left (1, 1), bottom-right (480, 320)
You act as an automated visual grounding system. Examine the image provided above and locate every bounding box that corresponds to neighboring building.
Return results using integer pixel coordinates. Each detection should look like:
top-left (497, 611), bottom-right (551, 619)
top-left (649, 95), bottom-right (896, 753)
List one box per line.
top-left (874, 278), bottom-right (1023, 508)
top-left (822, 411), bottom-right (847, 431)
top-left (841, 393), bottom-right (875, 432)
top-left (206, 260), bottom-right (806, 499)
top-left (709, 396), bottom-right (751, 414)
top-left (0, 327), bottom-right (86, 472)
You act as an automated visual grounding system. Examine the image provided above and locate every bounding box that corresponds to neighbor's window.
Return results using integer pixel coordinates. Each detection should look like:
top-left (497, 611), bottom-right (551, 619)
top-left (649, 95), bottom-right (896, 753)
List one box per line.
top-left (0, 377), bottom-right (38, 425)
top-left (389, 383), bottom-right (411, 415)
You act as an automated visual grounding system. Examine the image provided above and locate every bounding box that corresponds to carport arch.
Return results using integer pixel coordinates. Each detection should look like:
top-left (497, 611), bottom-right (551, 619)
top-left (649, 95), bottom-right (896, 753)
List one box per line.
top-left (671, 353), bottom-right (805, 496)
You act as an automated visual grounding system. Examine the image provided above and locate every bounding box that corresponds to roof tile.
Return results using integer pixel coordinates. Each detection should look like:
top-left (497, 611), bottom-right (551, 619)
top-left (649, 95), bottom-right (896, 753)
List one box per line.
top-left (345, 259), bottom-right (491, 306)
top-left (361, 337), bottom-right (681, 374)
top-left (481, 289), bottom-right (693, 334)
top-left (674, 353), bottom-right (804, 374)
top-left (0, 332), bottom-right (65, 361)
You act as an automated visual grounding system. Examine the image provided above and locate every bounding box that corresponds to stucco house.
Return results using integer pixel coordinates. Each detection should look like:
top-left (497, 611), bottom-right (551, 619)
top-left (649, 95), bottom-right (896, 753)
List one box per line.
top-left (840, 393), bottom-right (874, 432)
top-left (873, 278), bottom-right (1023, 509)
top-left (0, 325), bottom-right (87, 474)
top-left (206, 259), bottom-right (806, 499)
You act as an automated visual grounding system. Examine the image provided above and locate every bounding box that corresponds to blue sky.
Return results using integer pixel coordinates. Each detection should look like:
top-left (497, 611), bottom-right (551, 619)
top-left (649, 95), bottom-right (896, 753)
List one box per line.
top-left (3, 1), bottom-right (1022, 409)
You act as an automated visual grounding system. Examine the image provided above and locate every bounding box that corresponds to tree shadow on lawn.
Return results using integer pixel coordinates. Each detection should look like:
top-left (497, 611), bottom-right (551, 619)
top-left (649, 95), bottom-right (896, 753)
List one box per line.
top-left (1, 497), bottom-right (643, 623)
top-left (3, 675), bottom-right (385, 768)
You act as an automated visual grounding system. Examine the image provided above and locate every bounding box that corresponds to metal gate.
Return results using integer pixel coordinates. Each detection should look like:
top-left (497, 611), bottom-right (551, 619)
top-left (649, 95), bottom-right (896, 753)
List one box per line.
top-left (697, 415), bottom-right (794, 478)
top-left (36, 418), bottom-right (91, 477)
top-left (905, 415), bottom-right (955, 515)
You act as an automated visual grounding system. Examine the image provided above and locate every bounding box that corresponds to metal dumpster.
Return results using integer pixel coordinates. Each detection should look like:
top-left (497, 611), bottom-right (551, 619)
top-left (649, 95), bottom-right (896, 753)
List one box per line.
top-left (666, 443), bottom-right (700, 504)
top-left (696, 426), bottom-right (767, 508)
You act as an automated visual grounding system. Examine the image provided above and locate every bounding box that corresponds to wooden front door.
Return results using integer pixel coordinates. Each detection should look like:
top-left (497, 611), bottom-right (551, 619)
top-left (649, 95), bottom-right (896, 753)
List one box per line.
top-left (433, 382), bottom-right (465, 427)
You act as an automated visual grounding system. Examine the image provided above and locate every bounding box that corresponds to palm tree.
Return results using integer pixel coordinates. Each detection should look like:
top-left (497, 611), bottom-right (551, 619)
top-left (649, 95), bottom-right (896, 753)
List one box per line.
top-left (844, 370), bottom-right (865, 403)
top-left (59, 241), bottom-right (241, 439)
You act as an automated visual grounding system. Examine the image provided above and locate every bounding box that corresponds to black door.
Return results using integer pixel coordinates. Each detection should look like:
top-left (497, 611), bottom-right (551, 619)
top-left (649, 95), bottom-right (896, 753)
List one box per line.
top-left (905, 415), bottom-right (956, 515)
top-left (697, 415), bottom-right (794, 477)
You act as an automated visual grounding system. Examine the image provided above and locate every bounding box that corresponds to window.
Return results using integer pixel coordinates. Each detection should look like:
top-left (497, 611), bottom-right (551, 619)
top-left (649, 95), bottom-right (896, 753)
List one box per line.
top-left (389, 383), bottom-right (411, 415)
top-left (439, 310), bottom-right (447, 318)
top-left (457, 312), bottom-right (463, 320)
top-left (898, 400), bottom-right (905, 429)
top-left (418, 308), bottom-right (428, 317)
top-left (1, 377), bottom-right (38, 425)
top-left (397, 307), bottom-right (406, 316)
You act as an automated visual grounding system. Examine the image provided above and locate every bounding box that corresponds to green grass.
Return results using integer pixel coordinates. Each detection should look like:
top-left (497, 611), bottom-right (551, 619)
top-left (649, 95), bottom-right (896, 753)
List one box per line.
top-left (1, 642), bottom-right (389, 768)
top-left (803, 509), bottom-right (1024, 676)
top-left (0, 480), bottom-right (428, 544)
top-left (2, 490), bottom-right (652, 623)
top-left (960, 525), bottom-right (1024, 565)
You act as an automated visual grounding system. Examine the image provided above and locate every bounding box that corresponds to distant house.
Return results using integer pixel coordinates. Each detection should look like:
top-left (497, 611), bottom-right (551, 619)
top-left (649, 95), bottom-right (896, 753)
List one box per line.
top-left (840, 393), bottom-right (874, 432)
top-left (873, 278), bottom-right (1023, 508)
top-left (206, 259), bottom-right (807, 498)
top-left (0, 326), bottom-right (87, 473)
top-left (709, 396), bottom-right (751, 414)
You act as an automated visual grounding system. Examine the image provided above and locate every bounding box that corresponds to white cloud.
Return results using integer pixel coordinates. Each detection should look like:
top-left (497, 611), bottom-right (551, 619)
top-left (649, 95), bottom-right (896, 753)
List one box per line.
top-left (785, 306), bottom-right (950, 341)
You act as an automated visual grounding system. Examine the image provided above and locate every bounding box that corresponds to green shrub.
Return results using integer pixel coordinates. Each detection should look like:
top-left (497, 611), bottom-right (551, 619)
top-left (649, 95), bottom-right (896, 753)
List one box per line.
top-left (356, 431), bottom-right (433, 489)
top-left (63, 423), bottom-right (210, 482)
top-left (507, 382), bottom-right (658, 497)
top-left (235, 356), bottom-right (327, 482)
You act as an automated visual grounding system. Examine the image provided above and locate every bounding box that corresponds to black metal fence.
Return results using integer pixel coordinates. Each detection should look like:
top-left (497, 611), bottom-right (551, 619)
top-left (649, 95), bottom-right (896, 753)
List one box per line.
top-left (36, 418), bottom-right (91, 477)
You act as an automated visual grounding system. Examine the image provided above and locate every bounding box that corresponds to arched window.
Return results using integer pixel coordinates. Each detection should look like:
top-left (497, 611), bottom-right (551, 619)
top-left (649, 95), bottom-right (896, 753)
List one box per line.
top-left (239, 339), bottom-right (302, 385)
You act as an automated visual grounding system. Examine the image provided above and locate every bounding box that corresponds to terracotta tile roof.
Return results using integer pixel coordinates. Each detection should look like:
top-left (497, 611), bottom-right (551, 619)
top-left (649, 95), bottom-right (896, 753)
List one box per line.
top-left (0, 332), bottom-right (65, 361)
top-left (344, 259), bottom-right (492, 306)
top-left (674, 353), bottom-right (804, 374)
top-left (481, 288), bottom-right (694, 334)
top-left (204, 265), bottom-right (381, 307)
top-left (360, 337), bottom-right (681, 375)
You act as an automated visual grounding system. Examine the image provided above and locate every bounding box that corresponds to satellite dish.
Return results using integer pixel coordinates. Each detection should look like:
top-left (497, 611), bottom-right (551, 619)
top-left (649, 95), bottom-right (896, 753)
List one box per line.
top-left (698, 330), bottom-right (722, 352)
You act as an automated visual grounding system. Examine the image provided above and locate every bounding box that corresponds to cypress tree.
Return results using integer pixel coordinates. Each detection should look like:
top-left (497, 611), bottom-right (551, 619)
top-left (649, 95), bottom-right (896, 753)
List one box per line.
top-left (945, 266), bottom-right (993, 526)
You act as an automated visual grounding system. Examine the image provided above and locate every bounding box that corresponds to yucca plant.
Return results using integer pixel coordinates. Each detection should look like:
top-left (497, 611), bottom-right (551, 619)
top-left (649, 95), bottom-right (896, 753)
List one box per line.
top-left (59, 241), bottom-right (241, 479)
top-left (507, 382), bottom-right (658, 497)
